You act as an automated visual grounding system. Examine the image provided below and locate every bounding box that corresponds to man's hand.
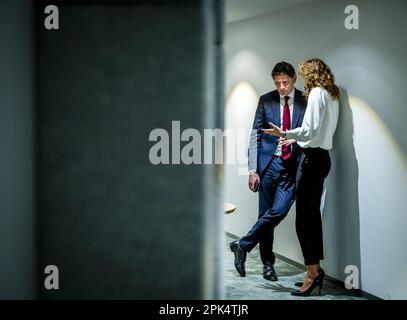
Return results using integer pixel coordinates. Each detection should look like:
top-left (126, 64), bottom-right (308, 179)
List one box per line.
top-left (248, 172), bottom-right (260, 192)
top-left (279, 137), bottom-right (296, 147)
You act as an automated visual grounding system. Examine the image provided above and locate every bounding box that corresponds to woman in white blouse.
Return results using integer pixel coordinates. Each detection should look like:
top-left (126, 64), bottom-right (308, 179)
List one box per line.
top-left (263, 58), bottom-right (339, 296)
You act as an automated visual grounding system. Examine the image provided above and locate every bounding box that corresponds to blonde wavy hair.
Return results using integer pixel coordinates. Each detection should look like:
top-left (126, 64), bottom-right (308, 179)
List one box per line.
top-left (299, 58), bottom-right (340, 100)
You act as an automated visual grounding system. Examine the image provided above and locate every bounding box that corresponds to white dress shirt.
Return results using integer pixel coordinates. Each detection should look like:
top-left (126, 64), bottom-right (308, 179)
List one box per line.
top-left (286, 87), bottom-right (339, 150)
top-left (274, 89), bottom-right (294, 156)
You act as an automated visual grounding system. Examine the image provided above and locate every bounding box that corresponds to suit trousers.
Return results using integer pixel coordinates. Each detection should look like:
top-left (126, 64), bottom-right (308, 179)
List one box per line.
top-left (296, 147), bottom-right (331, 266)
top-left (239, 156), bottom-right (297, 265)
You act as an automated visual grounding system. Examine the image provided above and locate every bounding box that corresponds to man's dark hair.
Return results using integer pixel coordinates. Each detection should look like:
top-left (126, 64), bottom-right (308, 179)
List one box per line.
top-left (271, 62), bottom-right (296, 78)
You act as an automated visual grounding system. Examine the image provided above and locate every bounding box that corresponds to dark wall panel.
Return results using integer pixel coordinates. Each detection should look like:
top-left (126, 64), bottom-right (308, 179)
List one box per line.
top-left (37, 2), bottom-right (217, 299)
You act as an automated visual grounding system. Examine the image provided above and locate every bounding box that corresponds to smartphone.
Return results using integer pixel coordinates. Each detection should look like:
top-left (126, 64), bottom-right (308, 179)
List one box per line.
top-left (254, 181), bottom-right (260, 192)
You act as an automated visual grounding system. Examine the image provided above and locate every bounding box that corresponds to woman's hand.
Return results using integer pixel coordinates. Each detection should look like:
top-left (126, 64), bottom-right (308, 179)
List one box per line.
top-left (261, 122), bottom-right (285, 137)
top-left (279, 137), bottom-right (296, 147)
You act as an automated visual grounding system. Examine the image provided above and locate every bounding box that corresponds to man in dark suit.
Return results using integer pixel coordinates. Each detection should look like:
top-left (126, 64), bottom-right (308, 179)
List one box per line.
top-left (230, 62), bottom-right (307, 281)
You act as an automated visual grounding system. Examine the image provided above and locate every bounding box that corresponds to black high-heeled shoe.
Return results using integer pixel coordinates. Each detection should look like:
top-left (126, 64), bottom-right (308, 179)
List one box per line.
top-left (294, 268), bottom-right (325, 287)
top-left (291, 268), bottom-right (325, 297)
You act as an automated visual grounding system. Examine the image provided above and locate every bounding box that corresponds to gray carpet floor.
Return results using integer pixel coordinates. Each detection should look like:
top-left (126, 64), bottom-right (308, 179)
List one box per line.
top-left (225, 234), bottom-right (367, 300)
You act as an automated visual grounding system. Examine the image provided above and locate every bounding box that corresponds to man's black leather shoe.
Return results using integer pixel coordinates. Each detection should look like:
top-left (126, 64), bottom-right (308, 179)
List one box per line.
top-left (263, 265), bottom-right (278, 281)
top-left (229, 241), bottom-right (246, 277)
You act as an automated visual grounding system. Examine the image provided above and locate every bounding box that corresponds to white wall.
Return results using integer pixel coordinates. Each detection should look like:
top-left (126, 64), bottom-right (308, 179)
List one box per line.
top-left (224, 82), bottom-right (259, 236)
top-left (225, 0), bottom-right (407, 299)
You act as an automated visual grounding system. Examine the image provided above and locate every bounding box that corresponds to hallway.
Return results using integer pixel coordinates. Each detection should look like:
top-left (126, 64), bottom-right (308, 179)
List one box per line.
top-left (225, 235), bottom-right (367, 300)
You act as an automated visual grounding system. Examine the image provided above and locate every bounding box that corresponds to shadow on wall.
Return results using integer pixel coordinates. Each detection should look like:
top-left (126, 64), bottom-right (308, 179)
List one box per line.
top-left (324, 87), bottom-right (361, 290)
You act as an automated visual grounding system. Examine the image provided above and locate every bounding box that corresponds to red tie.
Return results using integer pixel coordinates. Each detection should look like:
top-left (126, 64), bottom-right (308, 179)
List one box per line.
top-left (281, 96), bottom-right (291, 160)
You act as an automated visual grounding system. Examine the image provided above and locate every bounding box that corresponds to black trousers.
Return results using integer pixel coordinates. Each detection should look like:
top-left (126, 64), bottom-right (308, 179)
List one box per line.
top-left (296, 147), bottom-right (331, 266)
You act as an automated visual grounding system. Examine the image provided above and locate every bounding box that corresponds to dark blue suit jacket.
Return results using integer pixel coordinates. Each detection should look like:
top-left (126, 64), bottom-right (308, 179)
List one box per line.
top-left (248, 88), bottom-right (307, 177)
